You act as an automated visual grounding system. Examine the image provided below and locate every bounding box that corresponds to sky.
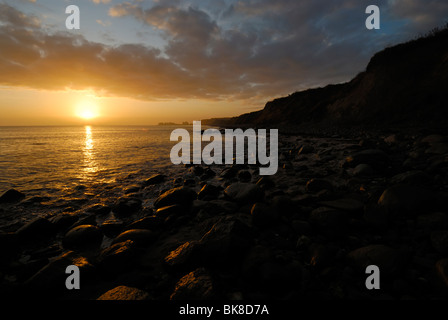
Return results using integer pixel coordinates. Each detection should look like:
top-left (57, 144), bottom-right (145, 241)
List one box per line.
top-left (0, 0), bottom-right (447, 125)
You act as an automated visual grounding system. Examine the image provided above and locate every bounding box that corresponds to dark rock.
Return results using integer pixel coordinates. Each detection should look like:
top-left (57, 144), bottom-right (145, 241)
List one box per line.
top-left (170, 268), bottom-right (215, 300)
top-left (390, 170), bottom-right (433, 186)
top-left (416, 212), bottom-right (448, 230)
top-left (112, 197), bottom-right (142, 216)
top-left (353, 164), bottom-right (374, 177)
top-left (363, 205), bottom-right (389, 228)
top-left (238, 170), bottom-right (252, 182)
top-left (15, 217), bottom-right (56, 241)
top-left (144, 174), bottom-right (166, 186)
top-left (112, 229), bottom-right (156, 246)
top-left (126, 216), bottom-right (163, 231)
top-left (344, 149), bottom-right (389, 169)
top-left (309, 243), bottom-right (338, 269)
top-left (430, 230), bottom-right (448, 255)
top-left (256, 176), bottom-right (275, 190)
top-left (346, 244), bottom-right (403, 276)
top-left (153, 187), bottom-right (197, 209)
top-left (435, 258), bottom-right (448, 289)
top-left (164, 241), bottom-right (200, 271)
top-left (309, 207), bottom-right (348, 237)
top-left (220, 167), bottom-right (238, 179)
top-left (49, 214), bottom-right (79, 232)
top-left (224, 182), bottom-right (263, 204)
top-left (305, 178), bottom-right (333, 193)
top-left (298, 145), bottom-right (315, 155)
top-left (291, 220), bottom-right (312, 235)
top-left (0, 232), bottom-right (20, 262)
top-left (97, 286), bottom-right (150, 300)
top-left (251, 202), bottom-right (279, 227)
top-left (99, 220), bottom-right (124, 238)
top-left (155, 204), bottom-right (187, 220)
top-left (198, 217), bottom-right (252, 266)
top-left (97, 240), bottom-right (137, 271)
top-left (86, 204), bottom-right (111, 215)
top-left (0, 189), bottom-right (25, 203)
top-left (319, 198), bottom-right (364, 213)
top-left (62, 225), bottom-right (103, 250)
top-left (377, 184), bottom-right (436, 217)
top-left (25, 251), bottom-right (95, 292)
top-left (197, 184), bottom-right (221, 200)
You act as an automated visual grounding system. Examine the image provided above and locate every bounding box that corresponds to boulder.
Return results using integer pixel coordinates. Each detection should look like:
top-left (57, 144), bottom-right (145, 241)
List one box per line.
top-left (62, 225), bottom-right (103, 250)
top-left (153, 187), bottom-right (197, 209)
top-left (0, 189), bottom-right (25, 203)
top-left (126, 216), bottom-right (163, 231)
top-left (198, 217), bottom-right (252, 266)
top-left (144, 174), bottom-right (166, 186)
top-left (251, 202), bottom-right (279, 227)
top-left (435, 259), bottom-right (448, 289)
top-left (25, 251), bottom-right (95, 292)
top-left (377, 184), bottom-right (436, 217)
top-left (430, 230), bottom-right (448, 255)
top-left (305, 179), bottom-right (333, 193)
top-left (309, 207), bottom-right (348, 237)
top-left (346, 244), bottom-right (403, 276)
top-left (97, 286), bottom-right (150, 300)
top-left (164, 241), bottom-right (200, 271)
top-left (224, 182), bottom-right (263, 204)
top-left (15, 217), bottom-right (56, 241)
top-left (170, 268), bottom-right (215, 300)
top-left (112, 229), bottom-right (156, 246)
top-left (344, 149), bottom-right (389, 169)
top-left (197, 184), bottom-right (221, 200)
top-left (97, 240), bottom-right (137, 272)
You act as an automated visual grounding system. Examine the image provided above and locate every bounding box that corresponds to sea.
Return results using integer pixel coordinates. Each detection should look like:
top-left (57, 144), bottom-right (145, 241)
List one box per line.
top-left (0, 125), bottom-right (197, 230)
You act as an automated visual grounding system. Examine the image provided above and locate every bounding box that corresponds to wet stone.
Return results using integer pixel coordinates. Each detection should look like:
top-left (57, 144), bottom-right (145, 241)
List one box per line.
top-left (126, 216), bottom-right (163, 231)
top-left (97, 286), bottom-right (150, 300)
top-left (346, 244), bottom-right (403, 276)
top-left (15, 217), bottom-right (56, 242)
top-left (319, 198), bottom-right (364, 213)
top-left (197, 184), bottom-right (221, 201)
top-left (170, 268), bottom-right (215, 300)
top-left (97, 240), bottom-right (137, 272)
top-left (144, 174), bottom-right (166, 186)
top-left (377, 184), bottom-right (436, 217)
top-left (62, 225), bottom-right (103, 251)
top-left (112, 229), bottom-right (156, 246)
top-left (305, 178), bottom-right (333, 193)
top-left (0, 189), bottom-right (25, 203)
top-left (251, 202), bottom-right (279, 227)
top-left (430, 230), bottom-right (448, 255)
top-left (224, 182), bottom-right (263, 204)
top-left (153, 187), bottom-right (197, 209)
top-left (309, 207), bottom-right (348, 237)
top-left (164, 241), bottom-right (200, 271)
top-left (435, 259), bottom-right (448, 289)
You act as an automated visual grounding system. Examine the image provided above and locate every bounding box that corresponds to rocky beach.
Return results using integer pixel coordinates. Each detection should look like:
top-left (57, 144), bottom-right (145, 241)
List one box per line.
top-left (1, 128), bottom-right (448, 301)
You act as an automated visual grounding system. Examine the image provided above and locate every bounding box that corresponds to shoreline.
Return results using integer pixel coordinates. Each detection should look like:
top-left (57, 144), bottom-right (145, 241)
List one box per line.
top-left (1, 130), bottom-right (448, 300)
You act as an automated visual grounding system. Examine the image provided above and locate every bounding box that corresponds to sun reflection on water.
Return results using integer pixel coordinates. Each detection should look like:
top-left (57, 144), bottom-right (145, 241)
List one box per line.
top-left (82, 125), bottom-right (98, 177)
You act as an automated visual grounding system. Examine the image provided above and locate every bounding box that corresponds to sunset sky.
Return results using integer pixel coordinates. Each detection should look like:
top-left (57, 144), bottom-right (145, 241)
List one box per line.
top-left (1, 0), bottom-right (447, 125)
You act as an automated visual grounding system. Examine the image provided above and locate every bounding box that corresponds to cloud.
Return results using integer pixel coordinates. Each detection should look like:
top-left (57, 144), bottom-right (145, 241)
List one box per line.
top-left (91, 0), bottom-right (112, 4)
top-left (1, 1), bottom-right (447, 106)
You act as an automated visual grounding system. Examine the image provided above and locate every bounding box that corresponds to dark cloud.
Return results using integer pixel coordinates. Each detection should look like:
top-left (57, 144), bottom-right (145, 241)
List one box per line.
top-left (1, 1), bottom-right (447, 105)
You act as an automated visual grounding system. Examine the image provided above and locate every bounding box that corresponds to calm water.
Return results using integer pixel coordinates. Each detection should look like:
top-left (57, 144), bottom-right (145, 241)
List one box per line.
top-left (0, 125), bottom-right (179, 197)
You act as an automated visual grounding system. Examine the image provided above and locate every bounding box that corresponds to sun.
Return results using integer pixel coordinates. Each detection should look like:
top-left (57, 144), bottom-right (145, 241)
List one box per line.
top-left (75, 100), bottom-right (100, 121)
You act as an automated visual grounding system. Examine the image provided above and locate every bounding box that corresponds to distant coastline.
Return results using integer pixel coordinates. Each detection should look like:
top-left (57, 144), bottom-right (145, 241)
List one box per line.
top-left (158, 122), bottom-right (191, 126)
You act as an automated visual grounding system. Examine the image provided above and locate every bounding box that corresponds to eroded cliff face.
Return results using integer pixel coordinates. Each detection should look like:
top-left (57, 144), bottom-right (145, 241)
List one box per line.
top-left (224, 26), bottom-right (448, 131)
